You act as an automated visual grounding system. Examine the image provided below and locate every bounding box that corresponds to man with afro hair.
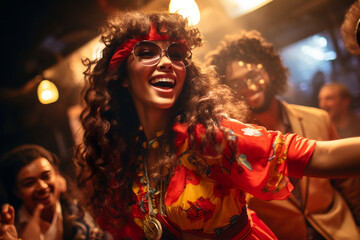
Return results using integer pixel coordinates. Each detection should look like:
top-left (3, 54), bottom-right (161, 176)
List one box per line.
top-left (207, 30), bottom-right (360, 240)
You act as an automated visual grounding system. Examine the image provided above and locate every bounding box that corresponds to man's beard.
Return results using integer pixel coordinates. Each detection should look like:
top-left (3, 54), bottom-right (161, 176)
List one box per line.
top-left (250, 87), bottom-right (275, 114)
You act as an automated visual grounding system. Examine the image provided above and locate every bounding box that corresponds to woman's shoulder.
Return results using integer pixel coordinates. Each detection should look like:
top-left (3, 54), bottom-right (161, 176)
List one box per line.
top-left (172, 118), bottom-right (273, 140)
top-left (220, 118), bottom-right (274, 137)
top-left (221, 118), bottom-right (257, 129)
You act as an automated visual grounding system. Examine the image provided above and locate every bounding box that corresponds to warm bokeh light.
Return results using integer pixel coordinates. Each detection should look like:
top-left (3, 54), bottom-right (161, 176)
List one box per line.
top-left (169, 0), bottom-right (200, 26)
top-left (37, 80), bottom-right (59, 104)
top-left (92, 40), bottom-right (105, 61)
top-left (220, 0), bottom-right (273, 18)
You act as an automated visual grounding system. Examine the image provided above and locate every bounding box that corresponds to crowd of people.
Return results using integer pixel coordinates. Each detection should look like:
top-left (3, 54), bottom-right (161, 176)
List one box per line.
top-left (1, 1), bottom-right (360, 239)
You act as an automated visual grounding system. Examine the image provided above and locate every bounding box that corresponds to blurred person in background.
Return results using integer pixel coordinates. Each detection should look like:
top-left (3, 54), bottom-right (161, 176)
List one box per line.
top-left (207, 30), bottom-right (360, 240)
top-left (318, 82), bottom-right (360, 138)
top-left (0, 144), bottom-right (110, 240)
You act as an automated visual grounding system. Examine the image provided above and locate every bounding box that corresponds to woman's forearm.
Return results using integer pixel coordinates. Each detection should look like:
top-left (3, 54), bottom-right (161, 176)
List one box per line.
top-left (304, 137), bottom-right (360, 177)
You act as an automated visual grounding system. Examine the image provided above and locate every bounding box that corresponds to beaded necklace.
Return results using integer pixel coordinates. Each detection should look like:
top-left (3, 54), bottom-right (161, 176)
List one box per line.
top-left (142, 131), bottom-right (166, 240)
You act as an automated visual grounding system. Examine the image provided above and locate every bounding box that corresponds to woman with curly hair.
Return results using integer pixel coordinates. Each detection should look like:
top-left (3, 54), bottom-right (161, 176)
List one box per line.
top-left (75, 10), bottom-right (360, 240)
top-left (0, 144), bottom-right (107, 240)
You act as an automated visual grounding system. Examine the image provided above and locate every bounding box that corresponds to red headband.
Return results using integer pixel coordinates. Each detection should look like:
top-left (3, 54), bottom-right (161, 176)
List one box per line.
top-left (108, 22), bottom-right (174, 72)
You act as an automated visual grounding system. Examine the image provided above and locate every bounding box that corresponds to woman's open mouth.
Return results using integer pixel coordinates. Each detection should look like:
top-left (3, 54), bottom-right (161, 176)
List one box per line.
top-left (149, 78), bottom-right (176, 89)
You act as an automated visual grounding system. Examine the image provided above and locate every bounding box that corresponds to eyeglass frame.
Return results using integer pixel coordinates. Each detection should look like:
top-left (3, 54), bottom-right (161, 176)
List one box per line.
top-left (225, 68), bottom-right (267, 91)
top-left (131, 40), bottom-right (192, 67)
top-left (356, 18), bottom-right (360, 48)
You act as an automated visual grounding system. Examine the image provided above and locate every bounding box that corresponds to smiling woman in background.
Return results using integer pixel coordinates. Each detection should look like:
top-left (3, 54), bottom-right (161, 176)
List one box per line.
top-left (0, 144), bottom-right (108, 240)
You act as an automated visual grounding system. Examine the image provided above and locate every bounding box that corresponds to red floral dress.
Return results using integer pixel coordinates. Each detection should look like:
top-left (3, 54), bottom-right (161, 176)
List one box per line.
top-left (99, 119), bottom-right (316, 239)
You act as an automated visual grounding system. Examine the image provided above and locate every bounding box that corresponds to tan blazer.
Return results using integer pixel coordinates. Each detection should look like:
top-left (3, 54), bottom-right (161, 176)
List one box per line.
top-left (248, 100), bottom-right (360, 240)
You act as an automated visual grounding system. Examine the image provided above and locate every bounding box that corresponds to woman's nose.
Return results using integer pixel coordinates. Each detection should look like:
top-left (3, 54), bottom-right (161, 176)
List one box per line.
top-left (36, 179), bottom-right (48, 190)
top-left (157, 51), bottom-right (173, 69)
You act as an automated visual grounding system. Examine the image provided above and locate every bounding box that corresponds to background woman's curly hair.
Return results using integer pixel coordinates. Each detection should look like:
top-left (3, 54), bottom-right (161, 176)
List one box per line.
top-left (341, 0), bottom-right (360, 55)
top-left (74, 10), bottom-right (248, 226)
top-left (206, 30), bottom-right (289, 96)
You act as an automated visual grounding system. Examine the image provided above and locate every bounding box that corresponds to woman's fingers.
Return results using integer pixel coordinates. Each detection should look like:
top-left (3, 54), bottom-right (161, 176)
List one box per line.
top-left (1, 224), bottom-right (19, 240)
top-left (0, 204), bottom-right (15, 225)
top-left (0, 204), bottom-right (18, 240)
top-left (20, 204), bottom-right (44, 240)
top-left (31, 204), bottom-right (44, 221)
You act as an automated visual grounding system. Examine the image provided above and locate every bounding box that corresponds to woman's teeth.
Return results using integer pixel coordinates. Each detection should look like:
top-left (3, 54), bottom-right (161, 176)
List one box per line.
top-left (150, 78), bottom-right (175, 88)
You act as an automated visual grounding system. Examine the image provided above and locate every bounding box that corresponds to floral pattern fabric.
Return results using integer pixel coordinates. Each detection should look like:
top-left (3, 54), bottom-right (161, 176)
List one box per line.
top-left (101, 119), bottom-right (316, 239)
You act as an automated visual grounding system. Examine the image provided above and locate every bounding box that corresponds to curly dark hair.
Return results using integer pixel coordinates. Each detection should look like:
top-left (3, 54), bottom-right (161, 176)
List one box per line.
top-left (206, 30), bottom-right (289, 96)
top-left (341, 0), bottom-right (360, 55)
top-left (74, 10), bottom-right (248, 225)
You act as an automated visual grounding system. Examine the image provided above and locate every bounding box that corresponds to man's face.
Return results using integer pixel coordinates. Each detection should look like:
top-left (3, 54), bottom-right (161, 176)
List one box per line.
top-left (318, 86), bottom-right (349, 119)
top-left (225, 60), bottom-right (273, 113)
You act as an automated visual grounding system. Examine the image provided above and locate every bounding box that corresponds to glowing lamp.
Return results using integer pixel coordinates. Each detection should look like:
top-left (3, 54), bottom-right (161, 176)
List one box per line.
top-left (169, 0), bottom-right (200, 26)
top-left (37, 80), bottom-right (59, 104)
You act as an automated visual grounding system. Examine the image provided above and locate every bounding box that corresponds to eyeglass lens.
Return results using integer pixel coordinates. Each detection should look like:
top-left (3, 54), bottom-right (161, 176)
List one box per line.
top-left (132, 41), bottom-right (192, 67)
top-left (229, 70), bottom-right (265, 90)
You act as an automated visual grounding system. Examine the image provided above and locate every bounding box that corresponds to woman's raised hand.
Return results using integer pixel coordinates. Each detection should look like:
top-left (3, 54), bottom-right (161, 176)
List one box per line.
top-left (0, 203), bottom-right (18, 240)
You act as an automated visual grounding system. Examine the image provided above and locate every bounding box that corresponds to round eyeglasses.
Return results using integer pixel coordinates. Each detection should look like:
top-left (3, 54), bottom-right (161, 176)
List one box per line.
top-left (132, 41), bottom-right (192, 67)
top-left (227, 69), bottom-right (266, 91)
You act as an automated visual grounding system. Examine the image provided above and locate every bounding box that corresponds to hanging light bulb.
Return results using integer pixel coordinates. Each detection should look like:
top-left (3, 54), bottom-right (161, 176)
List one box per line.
top-left (37, 79), bottom-right (59, 104)
top-left (169, 0), bottom-right (200, 26)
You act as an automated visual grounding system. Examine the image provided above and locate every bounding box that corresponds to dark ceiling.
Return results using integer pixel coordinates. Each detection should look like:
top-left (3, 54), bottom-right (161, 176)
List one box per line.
top-left (1, 0), bottom-right (152, 89)
top-left (1, 0), bottom-right (355, 89)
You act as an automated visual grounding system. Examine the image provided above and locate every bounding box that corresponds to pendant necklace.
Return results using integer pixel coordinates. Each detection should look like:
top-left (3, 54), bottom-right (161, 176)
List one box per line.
top-left (143, 150), bottom-right (165, 240)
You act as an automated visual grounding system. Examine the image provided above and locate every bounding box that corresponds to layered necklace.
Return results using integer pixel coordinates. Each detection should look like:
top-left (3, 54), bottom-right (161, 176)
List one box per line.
top-left (142, 131), bottom-right (166, 240)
